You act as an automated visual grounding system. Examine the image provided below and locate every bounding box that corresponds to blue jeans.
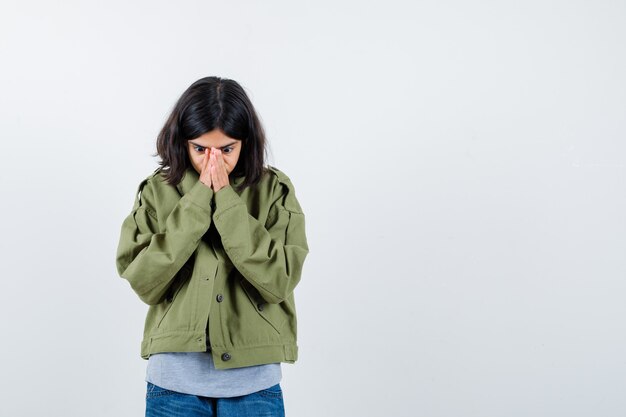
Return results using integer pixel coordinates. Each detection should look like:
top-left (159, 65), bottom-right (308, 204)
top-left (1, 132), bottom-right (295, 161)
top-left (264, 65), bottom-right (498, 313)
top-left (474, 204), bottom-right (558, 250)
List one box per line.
top-left (145, 381), bottom-right (285, 417)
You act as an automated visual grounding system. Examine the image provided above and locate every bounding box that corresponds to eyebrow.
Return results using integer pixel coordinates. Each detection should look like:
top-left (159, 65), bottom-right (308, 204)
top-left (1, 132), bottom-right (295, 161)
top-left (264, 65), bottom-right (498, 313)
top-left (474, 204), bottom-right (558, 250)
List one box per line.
top-left (188, 140), bottom-right (238, 149)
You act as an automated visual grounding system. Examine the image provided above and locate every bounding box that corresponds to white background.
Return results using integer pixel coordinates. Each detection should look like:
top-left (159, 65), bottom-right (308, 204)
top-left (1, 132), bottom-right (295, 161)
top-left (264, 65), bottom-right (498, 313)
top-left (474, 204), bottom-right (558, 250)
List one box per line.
top-left (1, 1), bottom-right (625, 416)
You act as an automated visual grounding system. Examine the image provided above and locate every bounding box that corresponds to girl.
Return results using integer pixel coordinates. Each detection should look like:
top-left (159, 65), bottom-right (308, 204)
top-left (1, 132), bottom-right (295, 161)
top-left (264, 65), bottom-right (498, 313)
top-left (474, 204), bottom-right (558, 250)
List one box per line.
top-left (115, 76), bottom-right (309, 417)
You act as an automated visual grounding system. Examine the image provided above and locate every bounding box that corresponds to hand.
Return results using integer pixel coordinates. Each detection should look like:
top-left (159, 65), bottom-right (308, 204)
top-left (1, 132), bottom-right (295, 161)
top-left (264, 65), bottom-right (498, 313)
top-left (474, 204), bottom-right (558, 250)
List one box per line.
top-left (209, 147), bottom-right (229, 193)
top-left (199, 148), bottom-right (212, 189)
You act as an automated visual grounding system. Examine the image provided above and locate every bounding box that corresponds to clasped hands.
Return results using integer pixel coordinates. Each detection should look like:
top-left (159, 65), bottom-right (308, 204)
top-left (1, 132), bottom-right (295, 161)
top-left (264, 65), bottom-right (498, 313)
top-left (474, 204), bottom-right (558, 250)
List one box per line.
top-left (199, 147), bottom-right (230, 193)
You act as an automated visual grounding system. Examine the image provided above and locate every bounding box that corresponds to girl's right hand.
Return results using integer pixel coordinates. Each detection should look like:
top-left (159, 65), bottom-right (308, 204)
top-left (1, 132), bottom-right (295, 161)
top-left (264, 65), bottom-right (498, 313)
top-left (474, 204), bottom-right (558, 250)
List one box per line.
top-left (199, 148), bottom-right (212, 188)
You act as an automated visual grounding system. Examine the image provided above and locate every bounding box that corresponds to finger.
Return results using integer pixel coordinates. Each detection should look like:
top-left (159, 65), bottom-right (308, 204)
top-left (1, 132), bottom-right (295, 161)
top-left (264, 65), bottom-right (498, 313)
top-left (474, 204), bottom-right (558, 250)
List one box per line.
top-left (218, 150), bottom-right (225, 169)
top-left (210, 154), bottom-right (217, 182)
top-left (200, 149), bottom-right (209, 182)
top-left (215, 149), bottom-right (221, 168)
top-left (210, 151), bottom-right (217, 170)
top-left (216, 150), bottom-right (227, 183)
top-left (202, 149), bottom-right (209, 172)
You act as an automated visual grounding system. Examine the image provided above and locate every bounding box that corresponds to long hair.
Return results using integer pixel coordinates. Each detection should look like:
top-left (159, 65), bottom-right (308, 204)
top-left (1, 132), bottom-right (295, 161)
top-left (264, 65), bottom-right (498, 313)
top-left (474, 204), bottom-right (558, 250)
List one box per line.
top-left (152, 76), bottom-right (269, 193)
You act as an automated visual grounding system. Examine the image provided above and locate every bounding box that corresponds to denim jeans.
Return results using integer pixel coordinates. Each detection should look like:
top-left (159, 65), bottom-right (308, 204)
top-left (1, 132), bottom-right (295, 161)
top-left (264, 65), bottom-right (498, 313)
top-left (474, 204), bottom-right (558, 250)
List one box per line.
top-left (145, 381), bottom-right (286, 417)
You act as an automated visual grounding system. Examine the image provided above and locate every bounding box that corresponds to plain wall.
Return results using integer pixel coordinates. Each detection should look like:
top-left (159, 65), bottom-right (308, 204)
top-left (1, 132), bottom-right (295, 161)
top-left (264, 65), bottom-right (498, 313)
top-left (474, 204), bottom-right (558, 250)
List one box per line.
top-left (0, 0), bottom-right (624, 416)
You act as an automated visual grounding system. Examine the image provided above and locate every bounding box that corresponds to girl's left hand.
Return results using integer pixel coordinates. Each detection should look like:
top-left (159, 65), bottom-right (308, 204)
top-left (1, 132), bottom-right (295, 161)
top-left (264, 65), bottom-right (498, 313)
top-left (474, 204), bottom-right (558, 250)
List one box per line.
top-left (209, 147), bottom-right (229, 193)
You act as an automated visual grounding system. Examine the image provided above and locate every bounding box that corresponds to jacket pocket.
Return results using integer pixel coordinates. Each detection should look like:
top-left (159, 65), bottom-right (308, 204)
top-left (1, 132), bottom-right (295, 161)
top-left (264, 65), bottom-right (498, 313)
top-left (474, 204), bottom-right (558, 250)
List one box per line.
top-left (238, 277), bottom-right (286, 335)
top-left (156, 263), bottom-right (192, 328)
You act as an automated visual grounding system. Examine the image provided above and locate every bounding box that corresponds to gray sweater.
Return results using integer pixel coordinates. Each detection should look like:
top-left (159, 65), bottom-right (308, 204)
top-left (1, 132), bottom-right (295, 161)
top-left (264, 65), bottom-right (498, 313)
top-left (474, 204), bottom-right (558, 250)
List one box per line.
top-left (145, 346), bottom-right (282, 398)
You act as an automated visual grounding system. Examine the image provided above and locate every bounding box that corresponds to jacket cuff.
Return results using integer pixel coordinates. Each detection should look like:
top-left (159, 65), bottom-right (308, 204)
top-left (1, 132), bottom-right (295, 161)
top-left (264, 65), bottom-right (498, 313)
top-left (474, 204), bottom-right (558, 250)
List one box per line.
top-left (186, 180), bottom-right (214, 211)
top-left (214, 184), bottom-right (244, 216)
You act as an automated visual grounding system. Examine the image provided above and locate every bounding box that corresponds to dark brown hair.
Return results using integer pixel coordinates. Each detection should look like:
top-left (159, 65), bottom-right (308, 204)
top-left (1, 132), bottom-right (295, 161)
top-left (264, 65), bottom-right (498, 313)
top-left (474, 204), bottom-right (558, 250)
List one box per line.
top-left (152, 76), bottom-right (269, 193)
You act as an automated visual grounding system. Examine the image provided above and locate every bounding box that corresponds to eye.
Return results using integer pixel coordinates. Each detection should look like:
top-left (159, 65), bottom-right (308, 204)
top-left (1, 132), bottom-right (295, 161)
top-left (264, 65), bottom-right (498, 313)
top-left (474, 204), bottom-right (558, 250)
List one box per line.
top-left (192, 145), bottom-right (206, 153)
top-left (222, 147), bottom-right (233, 154)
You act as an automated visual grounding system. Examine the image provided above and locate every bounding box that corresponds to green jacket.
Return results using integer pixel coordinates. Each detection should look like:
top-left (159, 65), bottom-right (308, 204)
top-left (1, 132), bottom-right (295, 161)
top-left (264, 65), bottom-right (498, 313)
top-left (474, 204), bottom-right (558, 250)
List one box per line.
top-left (115, 165), bottom-right (309, 369)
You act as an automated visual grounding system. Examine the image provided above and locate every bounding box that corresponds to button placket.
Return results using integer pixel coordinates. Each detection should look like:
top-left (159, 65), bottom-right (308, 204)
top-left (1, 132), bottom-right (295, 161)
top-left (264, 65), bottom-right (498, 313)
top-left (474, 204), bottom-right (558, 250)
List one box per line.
top-left (207, 262), bottom-right (219, 281)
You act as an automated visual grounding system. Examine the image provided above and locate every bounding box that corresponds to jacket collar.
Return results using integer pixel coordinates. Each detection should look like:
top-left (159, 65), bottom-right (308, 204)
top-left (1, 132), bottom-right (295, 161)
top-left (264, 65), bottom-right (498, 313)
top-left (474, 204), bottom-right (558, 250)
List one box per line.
top-left (175, 166), bottom-right (245, 196)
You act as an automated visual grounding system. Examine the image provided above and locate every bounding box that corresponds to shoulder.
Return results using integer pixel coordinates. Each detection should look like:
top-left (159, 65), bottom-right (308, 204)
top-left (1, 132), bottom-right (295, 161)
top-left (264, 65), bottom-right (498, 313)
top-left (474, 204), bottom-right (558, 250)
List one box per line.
top-left (266, 165), bottom-right (292, 184)
top-left (132, 167), bottom-right (162, 207)
top-left (264, 165), bottom-right (304, 214)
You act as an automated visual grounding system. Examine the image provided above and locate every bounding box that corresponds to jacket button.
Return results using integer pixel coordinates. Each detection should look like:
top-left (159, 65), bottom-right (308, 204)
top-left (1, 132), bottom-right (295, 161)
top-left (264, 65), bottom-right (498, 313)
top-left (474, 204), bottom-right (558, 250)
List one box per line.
top-left (257, 303), bottom-right (264, 311)
top-left (221, 352), bottom-right (231, 361)
top-left (216, 294), bottom-right (223, 302)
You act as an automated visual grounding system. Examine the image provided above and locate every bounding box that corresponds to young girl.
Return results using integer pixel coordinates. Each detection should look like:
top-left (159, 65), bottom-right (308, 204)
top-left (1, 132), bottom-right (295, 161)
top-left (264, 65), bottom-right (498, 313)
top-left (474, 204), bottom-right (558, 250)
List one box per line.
top-left (115, 76), bottom-right (309, 417)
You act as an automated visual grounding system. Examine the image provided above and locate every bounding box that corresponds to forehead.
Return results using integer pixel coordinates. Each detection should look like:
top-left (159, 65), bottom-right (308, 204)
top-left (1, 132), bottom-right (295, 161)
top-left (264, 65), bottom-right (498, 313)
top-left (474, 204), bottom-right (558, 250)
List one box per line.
top-left (188, 130), bottom-right (240, 146)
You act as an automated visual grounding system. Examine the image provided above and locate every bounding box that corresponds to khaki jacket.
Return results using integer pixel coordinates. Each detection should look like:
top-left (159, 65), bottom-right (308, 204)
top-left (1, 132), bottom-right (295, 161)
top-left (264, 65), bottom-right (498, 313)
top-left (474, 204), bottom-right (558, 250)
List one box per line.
top-left (115, 165), bottom-right (309, 369)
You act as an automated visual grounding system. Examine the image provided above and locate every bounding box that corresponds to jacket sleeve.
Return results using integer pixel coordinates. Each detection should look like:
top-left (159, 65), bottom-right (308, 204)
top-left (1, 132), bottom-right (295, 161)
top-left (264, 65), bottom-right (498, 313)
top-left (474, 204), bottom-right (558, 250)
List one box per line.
top-left (115, 176), bottom-right (215, 305)
top-left (212, 177), bottom-right (309, 304)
